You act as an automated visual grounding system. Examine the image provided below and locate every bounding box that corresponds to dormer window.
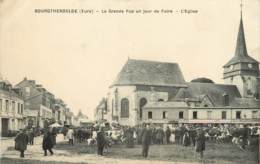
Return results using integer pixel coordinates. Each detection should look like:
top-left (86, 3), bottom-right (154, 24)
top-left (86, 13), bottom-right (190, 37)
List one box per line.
top-left (223, 93), bottom-right (229, 106)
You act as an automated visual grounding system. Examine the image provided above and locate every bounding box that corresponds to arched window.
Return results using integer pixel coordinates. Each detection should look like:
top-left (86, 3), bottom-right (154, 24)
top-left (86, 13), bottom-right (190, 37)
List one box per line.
top-left (121, 98), bottom-right (129, 118)
top-left (139, 98), bottom-right (147, 119)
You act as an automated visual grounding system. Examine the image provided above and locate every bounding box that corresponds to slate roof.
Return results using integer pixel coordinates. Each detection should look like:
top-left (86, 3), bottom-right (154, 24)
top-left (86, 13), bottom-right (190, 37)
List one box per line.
top-left (111, 59), bottom-right (186, 87)
top-left (174, 82), bottom-right (242, 107)
top-left (224, 16), bottom-right (259, 67)
top-left (144, 101), bottom-right (189, 109)
top-left (230, 98), bottom-right (260, 108)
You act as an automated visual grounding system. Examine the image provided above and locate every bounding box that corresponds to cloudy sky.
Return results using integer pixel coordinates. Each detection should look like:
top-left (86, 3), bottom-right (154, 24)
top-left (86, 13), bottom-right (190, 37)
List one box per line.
top-left (0, 0), bottom-right (259, 119)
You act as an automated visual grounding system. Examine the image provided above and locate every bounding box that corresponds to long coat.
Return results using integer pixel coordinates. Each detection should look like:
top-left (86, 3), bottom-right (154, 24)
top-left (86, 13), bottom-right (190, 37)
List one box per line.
top-left (182, 131), bottom-right (191, 146)
top-left (15, 131), bottom-right (28, 151)
top-left (96, 131), bottom-right (106, 147)
top-left (42, 131), bottom-right (54, 150)
top-left (195, 133), bottom-right (206, 152)
top-left (165, 128), bottom-right (171, 138)
top-left (141, 128), bottom-right (152, 146)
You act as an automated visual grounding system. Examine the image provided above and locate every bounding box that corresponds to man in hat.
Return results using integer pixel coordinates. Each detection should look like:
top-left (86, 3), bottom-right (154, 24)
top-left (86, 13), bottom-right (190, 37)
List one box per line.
top-left (195, 128), bottom-right (206, 159)
top-left (42, 128), bottom-right (54, 156)
top-left (96, 126), bottom-right (106, 156)
top-left (141, 124), bottom-right (152, 158)
top-left (15, 129), bottom-right (29, 158)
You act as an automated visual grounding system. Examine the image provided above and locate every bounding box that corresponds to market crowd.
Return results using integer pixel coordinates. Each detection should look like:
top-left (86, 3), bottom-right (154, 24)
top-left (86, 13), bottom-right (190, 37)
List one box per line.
top-left (14, 122), bottom-right (259, 159)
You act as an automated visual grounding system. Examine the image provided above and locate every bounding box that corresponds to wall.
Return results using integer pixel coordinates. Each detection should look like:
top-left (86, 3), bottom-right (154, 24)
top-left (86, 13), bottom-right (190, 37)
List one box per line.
top-left (188, 107), bottom-right (260, 121)
top-left (107, 85), bottom-right (177, 126)
top-left (0, 90), bottom-right (25, 135)
top-left (107, 86), bottom-right (137, 126)
top-left (224, 63), bottom-right (259, 98)
top-left (142, 107), bottom-right (189, 123)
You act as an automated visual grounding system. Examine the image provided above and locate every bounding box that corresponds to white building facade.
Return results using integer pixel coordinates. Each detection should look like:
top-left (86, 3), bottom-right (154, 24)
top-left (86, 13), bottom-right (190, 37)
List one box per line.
top-left (0, 80), bottom-right (25, 137)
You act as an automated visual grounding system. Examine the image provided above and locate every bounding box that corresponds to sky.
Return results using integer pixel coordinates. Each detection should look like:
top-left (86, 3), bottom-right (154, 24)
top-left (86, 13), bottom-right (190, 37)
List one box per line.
top-left (0, 0), bottom-right (259, 119)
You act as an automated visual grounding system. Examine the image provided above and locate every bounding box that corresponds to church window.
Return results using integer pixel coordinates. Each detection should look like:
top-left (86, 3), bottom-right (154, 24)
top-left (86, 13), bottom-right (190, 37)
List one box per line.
top-left (121, 98), bottom-right (129, 118)
top-left (179, 111), bottom-right (184, 119)
top-left (139, 98), bottom-right (147, 119)
top-left (148, 111), bottom-right (152, 119)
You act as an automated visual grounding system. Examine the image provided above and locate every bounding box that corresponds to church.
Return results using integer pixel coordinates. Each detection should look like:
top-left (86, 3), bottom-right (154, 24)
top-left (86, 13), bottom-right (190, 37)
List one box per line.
top-left (95, 8), bottom-right (260, 126)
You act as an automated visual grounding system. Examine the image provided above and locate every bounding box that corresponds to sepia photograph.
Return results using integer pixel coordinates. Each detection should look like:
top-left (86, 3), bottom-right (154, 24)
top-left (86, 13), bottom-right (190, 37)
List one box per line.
top-left (0, 0), bottom-right (260, 163)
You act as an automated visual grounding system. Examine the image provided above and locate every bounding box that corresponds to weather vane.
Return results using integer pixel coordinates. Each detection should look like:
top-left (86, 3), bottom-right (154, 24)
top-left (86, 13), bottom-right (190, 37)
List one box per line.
top-left (240, 0), bottom-right (243, 17)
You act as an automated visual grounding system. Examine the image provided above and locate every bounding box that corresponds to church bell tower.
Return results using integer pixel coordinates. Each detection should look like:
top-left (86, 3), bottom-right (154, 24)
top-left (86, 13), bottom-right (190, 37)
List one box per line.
top-left (223, 2), bottom-right (260, 98)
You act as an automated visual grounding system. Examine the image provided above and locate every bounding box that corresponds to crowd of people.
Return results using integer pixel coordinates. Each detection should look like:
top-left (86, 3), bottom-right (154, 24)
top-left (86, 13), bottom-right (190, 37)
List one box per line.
top-left (13, 122), bottom-right (260, 159)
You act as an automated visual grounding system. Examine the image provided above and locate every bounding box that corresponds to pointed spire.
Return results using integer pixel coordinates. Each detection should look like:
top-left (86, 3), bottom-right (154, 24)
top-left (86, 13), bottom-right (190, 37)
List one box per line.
top-left (234, 3), bottom-right (248, 58)
top-left (223, 1), bottom-right (259, 67)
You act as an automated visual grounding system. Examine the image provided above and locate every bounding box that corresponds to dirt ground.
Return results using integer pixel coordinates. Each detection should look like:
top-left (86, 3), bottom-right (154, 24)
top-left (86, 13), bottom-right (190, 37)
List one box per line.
top-left (53, 140), bottom-right (258, 164)
top-left (1, 134), bottom-right (259, 164)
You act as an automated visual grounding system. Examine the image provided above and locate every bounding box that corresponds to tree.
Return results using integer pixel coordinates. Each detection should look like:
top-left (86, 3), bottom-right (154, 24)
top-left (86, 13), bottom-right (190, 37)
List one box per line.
top-left (191, 78), bottom-right (214, 83)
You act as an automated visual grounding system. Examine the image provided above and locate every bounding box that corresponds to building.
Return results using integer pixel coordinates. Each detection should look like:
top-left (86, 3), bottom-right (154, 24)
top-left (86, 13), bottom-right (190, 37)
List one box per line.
top-left (16, 78), bottom-right (54, 128)
top-left (223, 14), bottom-right (260, 99)
top-left (53, 98), bottom-right (67, 125)
top-left (76, 110), bottom-right (91, 127)
top-left (0, 79), bottom-right (25, 137)
top-left (143, 82), bottom-right (260, 125)
top-left (95, 98), bottom-right (108, 122)
top-left (66, 111), bottom-right (74, 126)
top-left (96, 7), bottom-right (260, 126)
top-left (104, 59), bottom-right (187, 126)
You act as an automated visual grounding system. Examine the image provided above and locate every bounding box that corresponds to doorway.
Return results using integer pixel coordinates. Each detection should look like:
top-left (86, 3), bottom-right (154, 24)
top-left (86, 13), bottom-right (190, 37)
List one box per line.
top-left (1, 118), bottom-right (9, 137)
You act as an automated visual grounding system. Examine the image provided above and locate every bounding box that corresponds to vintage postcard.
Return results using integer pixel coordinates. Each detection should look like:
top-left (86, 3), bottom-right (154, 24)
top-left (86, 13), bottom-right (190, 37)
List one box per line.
top-left (0, 0), bottom-right (259, 163)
